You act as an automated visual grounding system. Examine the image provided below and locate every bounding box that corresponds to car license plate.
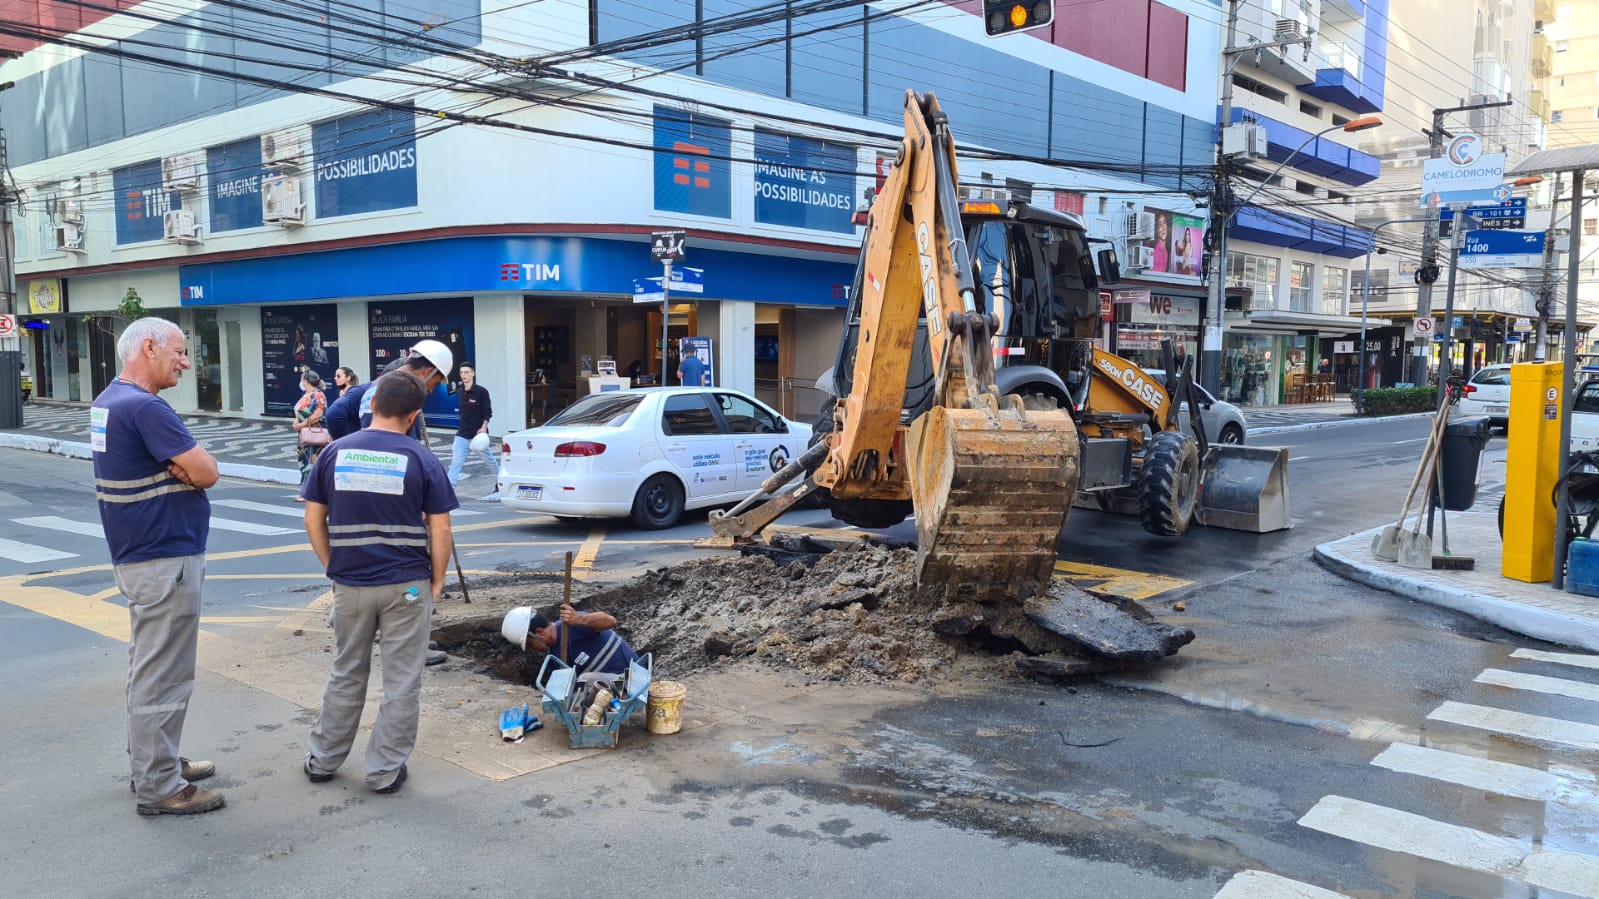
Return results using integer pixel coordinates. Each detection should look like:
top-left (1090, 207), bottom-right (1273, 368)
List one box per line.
top-left (516, 485), bottom-right (543, 501)
top-left (1485, 405), bottom-right (1508, 414)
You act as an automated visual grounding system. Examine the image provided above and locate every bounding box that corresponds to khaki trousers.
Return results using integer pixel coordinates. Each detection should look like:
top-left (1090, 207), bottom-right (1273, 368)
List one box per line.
top-left (114, 554), bottom-right (205, 803)
top-left (307, 579), bottom-right (431, 789)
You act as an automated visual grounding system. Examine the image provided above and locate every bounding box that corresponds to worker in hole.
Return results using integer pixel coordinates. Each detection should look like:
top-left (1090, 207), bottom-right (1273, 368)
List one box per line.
top-left (502, 603), bottom-right (639, 685)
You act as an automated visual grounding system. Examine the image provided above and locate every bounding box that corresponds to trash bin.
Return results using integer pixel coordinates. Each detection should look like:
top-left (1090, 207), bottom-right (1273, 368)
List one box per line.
top-left (1430, 415), bottom-right (1493, 511)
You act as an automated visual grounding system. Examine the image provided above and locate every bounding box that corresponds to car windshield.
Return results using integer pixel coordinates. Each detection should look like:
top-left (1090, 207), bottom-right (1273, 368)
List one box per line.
top-left (543, 394), bottom-right (641, 427)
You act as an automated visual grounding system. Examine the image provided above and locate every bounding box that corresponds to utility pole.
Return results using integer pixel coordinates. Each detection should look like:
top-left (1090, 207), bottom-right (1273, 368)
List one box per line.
top-left (0, 125), bottom-right (21, 429)
top-left (1411, 98), bottom-right (1513, 385)
top-left (1200, 0), bottom-right (1241, 397)
top-left (1534, 175), bottom-right (1559, 362)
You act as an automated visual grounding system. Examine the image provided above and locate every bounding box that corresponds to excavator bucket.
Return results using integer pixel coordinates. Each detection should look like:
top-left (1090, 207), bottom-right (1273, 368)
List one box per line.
top-left (906, 397), bottom-right (1081, 601)
top-left (1196, 445), bottom-right (1292, 533)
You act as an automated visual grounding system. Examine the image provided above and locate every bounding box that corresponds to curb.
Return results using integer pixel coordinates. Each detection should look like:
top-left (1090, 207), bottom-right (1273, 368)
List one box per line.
top-left (1313, 526), bottom-right (1599, 653)
top-left (1249, 411), bottom-right (1432, 436)
top-left (0, 432), bottom-right (300, 486)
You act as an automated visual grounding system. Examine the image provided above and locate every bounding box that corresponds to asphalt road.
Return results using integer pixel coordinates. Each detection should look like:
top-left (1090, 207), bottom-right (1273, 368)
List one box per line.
top-left (3, 422), bottom-right (1595, 899)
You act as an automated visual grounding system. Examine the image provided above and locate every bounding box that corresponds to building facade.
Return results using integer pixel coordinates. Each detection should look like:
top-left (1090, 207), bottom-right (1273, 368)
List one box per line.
top-left (6, 0), bottom-right (1222, 426)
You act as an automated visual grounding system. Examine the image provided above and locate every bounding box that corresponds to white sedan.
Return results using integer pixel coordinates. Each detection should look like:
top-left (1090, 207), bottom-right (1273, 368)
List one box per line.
top-left (498, 387), bottom-right (812, 529)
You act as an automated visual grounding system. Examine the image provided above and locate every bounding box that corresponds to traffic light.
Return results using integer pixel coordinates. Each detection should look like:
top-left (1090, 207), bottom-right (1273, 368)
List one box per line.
top-left (984, 0), bottom-right (1053, 37)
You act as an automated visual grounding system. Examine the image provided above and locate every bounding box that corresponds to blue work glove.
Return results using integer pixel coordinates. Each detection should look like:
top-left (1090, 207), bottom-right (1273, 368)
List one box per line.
top-left (499, 703), bottom-right (531, 741)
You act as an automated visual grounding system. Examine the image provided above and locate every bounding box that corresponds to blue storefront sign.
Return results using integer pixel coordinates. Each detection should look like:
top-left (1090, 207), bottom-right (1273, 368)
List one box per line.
top-left (207, 137), bottom-right (268, 232)
top-left (753, 129), bottom-right (855, 234)
top-left (312, 104), bottom-right (418, 218)
top-left (367, 299), bottom-right (472, 429)
top-left (179, 236), bottom-right (854, 309)
top-left (112, 160), bottom-right (180, 244)
top-left (653, 106), bottom-right (731, 219)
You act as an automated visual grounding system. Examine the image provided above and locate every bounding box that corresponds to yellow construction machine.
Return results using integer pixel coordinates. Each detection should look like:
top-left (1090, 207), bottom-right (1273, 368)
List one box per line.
top-left (709, 89), bottom-right (1080, 602)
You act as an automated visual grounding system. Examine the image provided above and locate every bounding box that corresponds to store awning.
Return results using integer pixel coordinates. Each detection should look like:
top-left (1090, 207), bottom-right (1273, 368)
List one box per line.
top-left (1230, 310), bottom-right (1392, 336)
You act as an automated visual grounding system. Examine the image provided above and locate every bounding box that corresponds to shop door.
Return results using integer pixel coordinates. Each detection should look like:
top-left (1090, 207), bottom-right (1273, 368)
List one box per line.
top-left (194, 310), bottom-right (221, 412)
top-left (29, 329), bottom-right (50, 398)
top-left (88, 320), bottom-right (116, 399)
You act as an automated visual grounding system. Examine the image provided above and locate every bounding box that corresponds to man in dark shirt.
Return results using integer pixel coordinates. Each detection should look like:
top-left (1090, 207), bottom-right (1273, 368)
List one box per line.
top-left (302, 372), bottom-right (458, 793)
top-left (505, 603), bottom-right (639, 681)
top-left (447, 362), bottom-right (499, 490)
top-left (93, 317), bottom-right (224, 816)
top-left (324, 339), bottom-right (452, 440)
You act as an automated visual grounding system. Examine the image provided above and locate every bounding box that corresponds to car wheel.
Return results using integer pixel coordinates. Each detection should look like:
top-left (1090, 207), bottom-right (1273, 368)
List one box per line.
top-left (630, 474), bottom-right (684, 530)
top-left (1217, 423), bottom-right (1245, 445)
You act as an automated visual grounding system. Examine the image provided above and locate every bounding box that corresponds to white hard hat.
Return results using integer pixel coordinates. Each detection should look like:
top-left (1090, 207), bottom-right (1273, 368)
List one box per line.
top-left (502, 606), bottom-right (533, 649)
top-left (469, 433), bottom-right (491, 453)
top-left (410, 338), bottom-right (454, 378)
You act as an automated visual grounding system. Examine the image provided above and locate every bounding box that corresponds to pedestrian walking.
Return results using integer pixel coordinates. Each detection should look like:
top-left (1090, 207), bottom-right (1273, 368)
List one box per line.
top-left (292, 370), bottom-right (329, 495)
top-left (447, 362), bottom-right (498, 491)
top-left (677, 343), bottom-right (708, 387)
top-left (91, 317), bottom-right (224, 816)
top-left (302, 372), bottom-right (459, 793)
top-left (332, 366), bottom-right (359, 402)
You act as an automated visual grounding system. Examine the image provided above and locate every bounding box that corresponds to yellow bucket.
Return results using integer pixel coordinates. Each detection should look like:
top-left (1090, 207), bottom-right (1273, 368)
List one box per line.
top-left (646, 681), bottom-right (686, 735)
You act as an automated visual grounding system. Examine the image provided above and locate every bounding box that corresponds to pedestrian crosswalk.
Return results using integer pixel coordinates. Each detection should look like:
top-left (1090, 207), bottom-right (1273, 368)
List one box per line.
top-left (1214, 648), bottom-right (1599, 897)
top-left (0, 494), bottom-right (481, 567)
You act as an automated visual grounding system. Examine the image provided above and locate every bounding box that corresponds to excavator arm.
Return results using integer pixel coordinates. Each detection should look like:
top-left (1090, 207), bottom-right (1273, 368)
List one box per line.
top-left (712, 90), bottom-right (1081, 602)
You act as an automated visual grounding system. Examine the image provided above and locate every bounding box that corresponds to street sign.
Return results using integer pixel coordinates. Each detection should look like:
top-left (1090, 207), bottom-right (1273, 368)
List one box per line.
top-left (0, 315), bottom-right (15, 338)
top-left (1459, 229), bottom-right (1545, 269)
top-left (1420, 134), bottom-right (1507, 207)
top-left (1413, 316), bottom-right (1435, 339)
top-left (1514, 318), bottom-right (1534, 331)
top-left (1440, 197), bottom-right (1526, 230)
top-left (650, 230), bottom-right (686, 262)
top-left (632, 266), bottom-right (705, 303)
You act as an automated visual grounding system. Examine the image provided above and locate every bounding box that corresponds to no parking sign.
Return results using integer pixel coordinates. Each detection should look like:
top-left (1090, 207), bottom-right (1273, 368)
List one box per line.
top-left (0, 315), bottom-right (15, 338)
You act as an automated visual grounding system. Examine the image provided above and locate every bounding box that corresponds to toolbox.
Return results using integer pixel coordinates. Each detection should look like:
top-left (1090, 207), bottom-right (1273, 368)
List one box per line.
top-left (536, 651), bottom-right (653, 749)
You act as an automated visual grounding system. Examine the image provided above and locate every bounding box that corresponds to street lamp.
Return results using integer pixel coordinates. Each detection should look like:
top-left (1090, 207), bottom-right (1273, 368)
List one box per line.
top-left (1204, 115), bottom-right (1381, 397)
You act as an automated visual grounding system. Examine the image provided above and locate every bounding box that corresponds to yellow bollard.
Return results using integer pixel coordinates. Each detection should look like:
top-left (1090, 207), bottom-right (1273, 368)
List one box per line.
top-left (1502, 362), bottom-right (1565, 582)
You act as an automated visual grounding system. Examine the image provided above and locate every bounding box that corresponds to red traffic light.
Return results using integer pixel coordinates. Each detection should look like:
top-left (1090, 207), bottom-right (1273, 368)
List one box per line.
top-left (984, 0), bottom-right (1053, 36)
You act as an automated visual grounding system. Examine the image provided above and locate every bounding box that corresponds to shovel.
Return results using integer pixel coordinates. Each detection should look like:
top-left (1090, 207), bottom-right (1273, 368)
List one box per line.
top-left (1372, 397), bottom-right (1451, 561)
top-left (1396, 437), bottom-right (1445, 569)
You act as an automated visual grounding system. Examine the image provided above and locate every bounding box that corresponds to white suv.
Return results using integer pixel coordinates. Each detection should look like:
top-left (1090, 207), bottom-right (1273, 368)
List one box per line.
top-left (1459, 364), bottom-right (1511, 429)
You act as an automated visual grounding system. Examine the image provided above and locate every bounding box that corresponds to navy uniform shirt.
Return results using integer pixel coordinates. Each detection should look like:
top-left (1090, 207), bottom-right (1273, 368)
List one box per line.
top-left (550, 622), bottom-right (639, 677)
top-left (91, 379), bottom-right (210, 565)
top-left (302, 428), bottom-right (459, 586)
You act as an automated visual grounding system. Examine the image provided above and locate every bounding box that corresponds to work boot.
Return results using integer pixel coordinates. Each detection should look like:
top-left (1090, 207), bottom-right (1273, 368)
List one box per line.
top-left (130, 757), bottom-right (215, 793)
top-left (373, 763), bottom-right (408, 794)
top-left (425, 649), bottom-right (448, 666)
top-left (136, 784), bottom-right (225, 817)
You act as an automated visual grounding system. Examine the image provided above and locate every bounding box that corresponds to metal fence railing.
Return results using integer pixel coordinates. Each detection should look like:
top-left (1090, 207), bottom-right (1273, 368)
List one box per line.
top-left (754, 376), bottom-right (831, 426)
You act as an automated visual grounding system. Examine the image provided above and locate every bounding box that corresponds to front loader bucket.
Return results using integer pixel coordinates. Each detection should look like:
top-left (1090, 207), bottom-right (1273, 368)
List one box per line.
top-left (906, 398), bottom-right (1080, 602)
top-left (1196, 446), bottom-right (1291, 533)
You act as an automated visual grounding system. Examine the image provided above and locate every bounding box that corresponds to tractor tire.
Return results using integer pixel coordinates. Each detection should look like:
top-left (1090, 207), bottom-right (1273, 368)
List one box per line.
top-left (1138, 430), bottom-right (1199, 537)
top-left (808, 395), bottom-right (914, 529)
top-left (1017, 392), bottom-right (1061, 412)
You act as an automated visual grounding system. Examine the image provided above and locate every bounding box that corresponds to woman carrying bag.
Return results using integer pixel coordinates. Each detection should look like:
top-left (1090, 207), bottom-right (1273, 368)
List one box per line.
top-left (293, 370), bottom-right (330, 496)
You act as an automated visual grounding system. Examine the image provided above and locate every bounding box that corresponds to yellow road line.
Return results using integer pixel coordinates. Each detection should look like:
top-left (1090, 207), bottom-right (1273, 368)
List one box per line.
top-left (571, 527), bottom-right (605, 581)
top-left (1053, 560), bottom-right (1190, 601)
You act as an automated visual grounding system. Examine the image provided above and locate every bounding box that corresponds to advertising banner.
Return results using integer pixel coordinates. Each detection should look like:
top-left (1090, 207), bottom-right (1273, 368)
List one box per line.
top-left (261, 306), bottom-right (341, 417)
top-left (207, 137), bottom-right (268, 232)
top-left (752, 129), bottom-right (855, 234)
top-left (25, 279), bottom-right (63, 314)
top-left (1420, 134), bottom-right (1507, 207)
top-left (113, 160), bottom-right (181, 245)
top-left (1143, 208), bottom-right (1204, 276)
top-left (313, 104), bottom-right (418, 218)
top-left (367, 299), bottom-right (472, 429)
top-left (653, 106), bottom-right (731, 219)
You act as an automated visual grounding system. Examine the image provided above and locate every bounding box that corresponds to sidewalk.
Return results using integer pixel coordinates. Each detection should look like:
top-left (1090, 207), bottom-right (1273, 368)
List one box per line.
top-left (0, 401), bottom-right (501, 490)
top-left (1315, 508), bottom-right (1599, 653)
top-left (1241, 397), bottom-right (1357, 431)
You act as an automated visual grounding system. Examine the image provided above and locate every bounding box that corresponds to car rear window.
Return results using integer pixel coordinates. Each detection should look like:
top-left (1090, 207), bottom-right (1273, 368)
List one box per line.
top-left (544, 394), bottom-right (641, 427)
top-left (1471, 368), bottom-right (1510, 386)
top-left (1577, 382), bottom-right (1599, 415)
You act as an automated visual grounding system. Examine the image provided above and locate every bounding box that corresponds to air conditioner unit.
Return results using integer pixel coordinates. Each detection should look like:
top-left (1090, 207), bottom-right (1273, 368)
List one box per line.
top-left (1133, 245), bottom-right (1154, 271)
top-left (56, 223), bottom-right (86, 254)
top-left (57, 198), bottom-right (84, 224)
top-left (1127, 211), bottom-right (1156, 240)
top-left (262, 174), bottom-right (304, 225)
top-left (1275, 18), bottom-right (1305, 42)
top-left (162, 152), bottom-right (204, 192)
top-left (262, 128), bottom-right (304, 170)
top-left (163, 209), bottom-right (201, 244)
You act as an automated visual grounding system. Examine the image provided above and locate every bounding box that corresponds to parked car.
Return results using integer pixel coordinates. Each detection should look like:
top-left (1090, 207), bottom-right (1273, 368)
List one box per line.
top-left (1458, 363), bottom-right (1511, 429)
top-left (1142, 370), bottom-right (1247, 445)
top-left (498, 387), bottom-right (812, 529)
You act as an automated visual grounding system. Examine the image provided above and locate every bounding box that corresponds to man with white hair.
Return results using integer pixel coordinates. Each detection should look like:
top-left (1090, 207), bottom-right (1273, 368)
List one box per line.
top-left (92, 317), bottom-right (224, 816)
